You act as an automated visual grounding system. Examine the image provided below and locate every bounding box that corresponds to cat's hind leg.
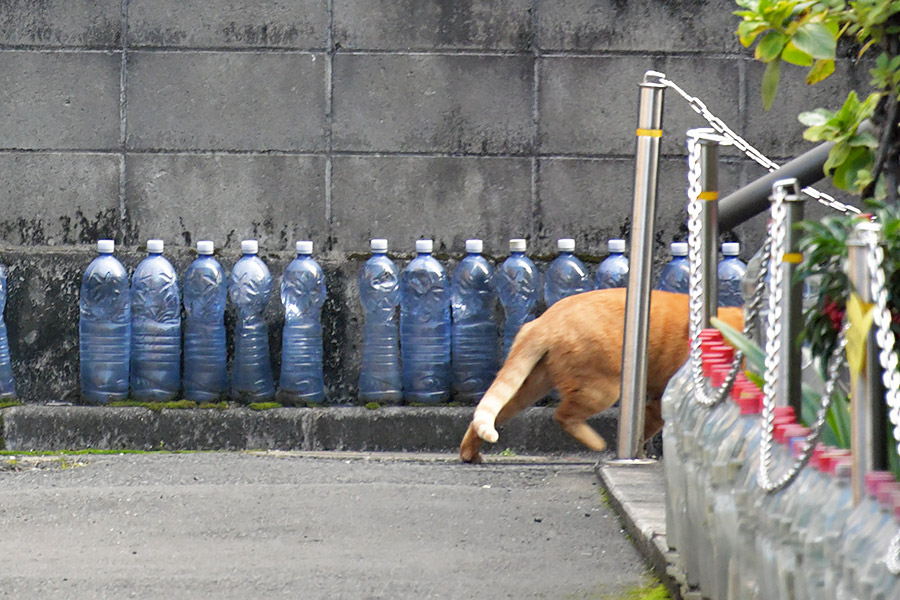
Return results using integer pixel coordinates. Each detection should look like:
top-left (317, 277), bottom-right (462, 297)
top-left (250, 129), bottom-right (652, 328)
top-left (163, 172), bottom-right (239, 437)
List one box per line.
top-left (552, 382), bottom-right (619, 453)
top-left (459, 360), bottom-right (553, 463)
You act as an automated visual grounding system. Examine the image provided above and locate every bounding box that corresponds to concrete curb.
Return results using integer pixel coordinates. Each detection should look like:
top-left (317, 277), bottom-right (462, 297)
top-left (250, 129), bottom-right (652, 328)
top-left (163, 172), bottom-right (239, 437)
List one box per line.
top-left (0, 405), bottom-right (619, 454)
top-left (595, 459), bottom-right (683, 600)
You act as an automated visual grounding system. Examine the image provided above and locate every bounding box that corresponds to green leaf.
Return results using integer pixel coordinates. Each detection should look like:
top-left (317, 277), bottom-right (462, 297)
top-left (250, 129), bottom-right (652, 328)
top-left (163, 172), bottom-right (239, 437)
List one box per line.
top-left (823, 141), bottom-right (851, 175)
top-left (756, 31), bottom-right (790, 62)
top-left (738, 20), bottom-right (771, 46)
top-left (762, 57), bottom-right (782, 110)
top-left (798, 107), bottom-right (833, 126)
top-left (782, 40), bottom-right (815, 66)
top-left (806, 58), bottom-right (835, 84)
top-left (712, 317), bottom-right (766, 372)
top-left (792, 22), bottom-right (837, 59)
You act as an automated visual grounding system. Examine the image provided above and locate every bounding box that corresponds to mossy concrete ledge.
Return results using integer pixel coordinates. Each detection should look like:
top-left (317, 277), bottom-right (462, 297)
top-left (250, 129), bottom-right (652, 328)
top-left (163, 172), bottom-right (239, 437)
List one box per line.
top-left (0, 405), bottom-right (619, 453)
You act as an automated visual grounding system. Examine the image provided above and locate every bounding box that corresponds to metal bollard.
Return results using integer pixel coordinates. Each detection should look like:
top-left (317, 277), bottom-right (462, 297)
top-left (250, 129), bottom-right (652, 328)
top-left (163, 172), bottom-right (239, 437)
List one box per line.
top-left (847, 221), bottom-right (888, 505)
top-left (771, 178), bottom-right (805, 413)
top-left (618, 71), bottom-right (665, 460)
top-left (686, 128), bottom-right (728, 325)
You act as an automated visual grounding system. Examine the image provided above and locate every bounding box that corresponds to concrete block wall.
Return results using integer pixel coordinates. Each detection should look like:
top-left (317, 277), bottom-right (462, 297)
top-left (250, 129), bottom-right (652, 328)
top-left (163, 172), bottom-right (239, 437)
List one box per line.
top-left (0, 0), bottom-right (866, 402)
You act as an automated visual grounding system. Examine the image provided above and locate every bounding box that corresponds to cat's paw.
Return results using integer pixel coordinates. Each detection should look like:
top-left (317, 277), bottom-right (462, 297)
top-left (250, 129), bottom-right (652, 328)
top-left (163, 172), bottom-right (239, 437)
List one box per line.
top-left (460, 451), bottom-right (483, 464)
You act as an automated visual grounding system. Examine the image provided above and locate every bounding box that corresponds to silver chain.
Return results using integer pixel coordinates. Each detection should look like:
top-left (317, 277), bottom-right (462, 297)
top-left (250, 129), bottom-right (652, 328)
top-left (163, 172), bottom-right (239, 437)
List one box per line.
top-left (757, 184), bottom-right (848, 493)
top-left (860, 226), bottom-right (900, 574)
top-left (647, 71), bottom-right (861, 216)
top-left (686, 133), bottom-right (743, 407)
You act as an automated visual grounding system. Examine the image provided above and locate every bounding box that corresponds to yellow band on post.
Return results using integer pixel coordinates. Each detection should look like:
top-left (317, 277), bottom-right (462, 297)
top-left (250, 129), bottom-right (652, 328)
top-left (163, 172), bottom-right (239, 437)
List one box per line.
top-left (636, 128), bottom-right (662, 138)
top-left (698, 191), bottom-right (719, 201)
top-left (782, 252), bottom-right (803, 264)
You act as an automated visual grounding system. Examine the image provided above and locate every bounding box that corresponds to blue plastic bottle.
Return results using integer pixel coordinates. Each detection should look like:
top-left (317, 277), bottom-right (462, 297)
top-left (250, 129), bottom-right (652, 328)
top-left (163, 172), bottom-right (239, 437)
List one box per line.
top-left (594, 238), bottom-right (629, 290)
top-left (182, 240), bottom-right (228, 402)
top-left (400, 239), bottom-right (451, 404)
top-left (80, 239), bottom-right (130, 404)
top-left (718, 242), bottom-right (747, 307)
top-left (657, 241), bottom-right (690, 294)
top-left (358, 238), bottom-right (401, 403)
top-left (544, 238), bottom-right (589, 307)
top-left (451, 239), bottom-right (499, 403)
top-left (130, 239), bottom-right (181, 401)
top-left (229, 239), bottom-right (275, 401)
top-left (0, 262), bottom-right (15, 398)
top-left (279, 240), bottom-right (326, 405)
top-left (497, 238), bottom-right (540, 359)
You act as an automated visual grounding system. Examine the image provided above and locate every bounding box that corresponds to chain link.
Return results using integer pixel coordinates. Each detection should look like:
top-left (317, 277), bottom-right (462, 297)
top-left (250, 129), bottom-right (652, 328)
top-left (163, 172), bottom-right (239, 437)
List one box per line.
top-left (757, 184), bottom-right (848, 493)
top-left (654, 73), bottom-right (861, 216)
top-left (858, 226), bottom-right (900, 574)
top-left (686, 133), bottom-right (743, 407)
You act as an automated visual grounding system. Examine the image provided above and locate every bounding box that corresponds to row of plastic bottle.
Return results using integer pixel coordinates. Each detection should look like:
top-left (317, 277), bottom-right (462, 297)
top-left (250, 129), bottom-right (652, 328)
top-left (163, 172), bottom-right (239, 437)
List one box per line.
top-left (80, 239), bottom-right (326, 404)
top-left (657, 241), bottom-right (747, 307)
top-left (78, 235), bottom-right (747, 405)
top-left (664, 329), bottom-right (900, 600)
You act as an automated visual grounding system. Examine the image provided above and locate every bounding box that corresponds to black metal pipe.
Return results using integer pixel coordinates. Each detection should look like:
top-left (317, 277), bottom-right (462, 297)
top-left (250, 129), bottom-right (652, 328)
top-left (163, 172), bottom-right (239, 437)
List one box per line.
top-left (717, 140), bottom-right (834, 230)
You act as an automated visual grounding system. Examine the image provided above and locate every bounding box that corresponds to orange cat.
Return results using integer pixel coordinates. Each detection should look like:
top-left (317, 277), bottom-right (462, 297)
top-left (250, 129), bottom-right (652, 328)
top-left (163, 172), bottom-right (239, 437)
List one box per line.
top-left (459, 288), bottom-right (744, 463)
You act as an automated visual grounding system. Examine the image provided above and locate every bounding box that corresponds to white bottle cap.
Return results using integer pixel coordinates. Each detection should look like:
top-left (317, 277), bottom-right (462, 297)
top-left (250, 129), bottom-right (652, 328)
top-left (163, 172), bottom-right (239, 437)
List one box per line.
top-left (509, 238), bottom-right (527, 252)
top-left (296, 240), bottom-right (313, 254)
top-left (608, 239), bottom-right (626, 253)
top-left (671, 242), bottom-right (688, 257)
top-left (196, 240), bottom-right (214, 255)
top-left (147, 239), bottom-right (164, 253)
top-left (557, 238), bottom-right (575, 252)
top-left (370, 238), bottom-right (388, 252)
top-left (415, 239), bottom-right (433, 253)
top-left (465, 239), bottom-right (483, 254)
top-left (241, 240), bottom-right (259, 255)
top-left (722, 242), bottom-right (740, 256)
top-left (97, 239), bottom-right (115, 253)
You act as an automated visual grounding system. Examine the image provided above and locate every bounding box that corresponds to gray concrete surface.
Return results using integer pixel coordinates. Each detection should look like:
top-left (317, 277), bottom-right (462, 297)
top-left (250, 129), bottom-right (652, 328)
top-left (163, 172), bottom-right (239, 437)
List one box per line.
top-left (0, 405), bottom-right (619, 455)
top-left (0, 451), bottom-right (656, 599)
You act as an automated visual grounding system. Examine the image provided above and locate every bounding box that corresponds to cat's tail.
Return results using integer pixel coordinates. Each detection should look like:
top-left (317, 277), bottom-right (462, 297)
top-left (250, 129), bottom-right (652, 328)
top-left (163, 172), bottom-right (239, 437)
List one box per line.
top-left (471, 321), bottom-right (547, 443)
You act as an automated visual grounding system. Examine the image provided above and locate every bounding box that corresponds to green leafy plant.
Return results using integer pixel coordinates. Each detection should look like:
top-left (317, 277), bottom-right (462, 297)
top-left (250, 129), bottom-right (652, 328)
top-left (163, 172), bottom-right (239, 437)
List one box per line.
top-left (735, 0), bottom-right (900, 475)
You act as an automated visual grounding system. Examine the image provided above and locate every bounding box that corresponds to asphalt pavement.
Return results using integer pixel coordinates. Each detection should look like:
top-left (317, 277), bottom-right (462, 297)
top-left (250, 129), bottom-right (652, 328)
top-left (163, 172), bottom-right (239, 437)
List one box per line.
top-left (0, 451), bottom-right (657, 599)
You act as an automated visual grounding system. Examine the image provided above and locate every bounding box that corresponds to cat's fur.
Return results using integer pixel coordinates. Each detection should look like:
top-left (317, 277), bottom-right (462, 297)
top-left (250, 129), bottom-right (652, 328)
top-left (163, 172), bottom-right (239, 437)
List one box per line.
top-left (459, 288), bottom-right (744, 463)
